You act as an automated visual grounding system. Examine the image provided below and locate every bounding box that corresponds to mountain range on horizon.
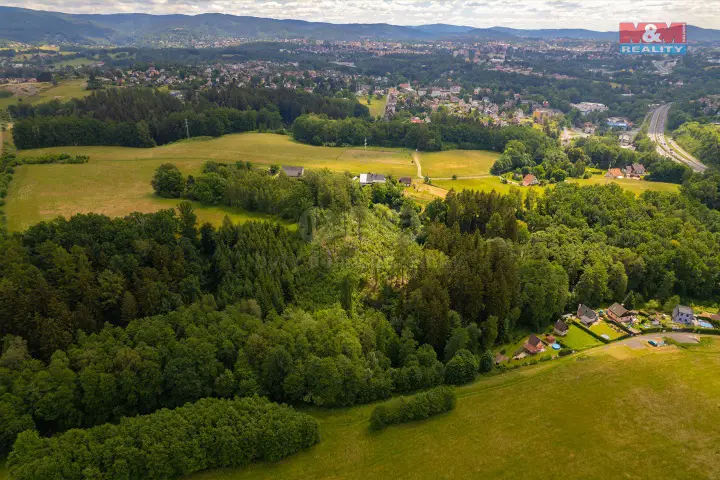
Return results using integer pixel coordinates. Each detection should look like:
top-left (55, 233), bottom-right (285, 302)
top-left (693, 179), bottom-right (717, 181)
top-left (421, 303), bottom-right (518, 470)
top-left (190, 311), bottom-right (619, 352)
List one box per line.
top-left (2, 6), bottom-right (720, 46)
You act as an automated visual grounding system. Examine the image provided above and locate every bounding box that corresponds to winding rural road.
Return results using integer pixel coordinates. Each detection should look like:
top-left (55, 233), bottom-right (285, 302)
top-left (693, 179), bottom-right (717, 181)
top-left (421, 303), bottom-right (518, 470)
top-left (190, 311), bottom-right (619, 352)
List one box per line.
top-left (648, 104), bottom-right (707, 172)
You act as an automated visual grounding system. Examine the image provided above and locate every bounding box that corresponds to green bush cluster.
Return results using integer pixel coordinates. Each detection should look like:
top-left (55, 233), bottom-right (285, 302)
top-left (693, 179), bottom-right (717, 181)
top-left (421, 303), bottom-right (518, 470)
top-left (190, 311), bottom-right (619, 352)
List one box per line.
top-left (444, 349), bottom-right (478, 385)
top-left (22, 153), bottom-right (89, 164)
top-left (369, 386), bottom-right (456, 431)
top-left (8, 396), bottom-right (320, 480)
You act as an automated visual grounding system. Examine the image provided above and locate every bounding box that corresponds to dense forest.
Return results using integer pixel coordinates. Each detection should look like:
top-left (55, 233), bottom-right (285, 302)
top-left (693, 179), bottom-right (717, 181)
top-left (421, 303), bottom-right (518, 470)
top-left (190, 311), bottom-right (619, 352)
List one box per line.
top-left (10, 87), bottom-right (368, 149)
top-left (5, 154), bottom-right (720, 470)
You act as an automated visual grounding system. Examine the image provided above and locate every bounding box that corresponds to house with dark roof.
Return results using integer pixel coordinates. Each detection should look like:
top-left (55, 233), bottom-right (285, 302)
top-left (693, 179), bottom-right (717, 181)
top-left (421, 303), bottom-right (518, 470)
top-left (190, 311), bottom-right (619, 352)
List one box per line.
top-left (359, 173), bottom-right (386, 185)
top-left (625, 163), bottom-right (646, 178)
top-left (606, 303), bottom-right (634, 324)
top-left (398, 176), bottom-right (412, 187)
top-left (672, 305), bottom-right (694, 325)
top-left (554, 320), bottom-right (569, 336)
top-left (577, 304), bottom-right (599, 327)
top-left (282, 166), bottom-right (305, 178)
top-left (523, 334), bottom-right (545, 355)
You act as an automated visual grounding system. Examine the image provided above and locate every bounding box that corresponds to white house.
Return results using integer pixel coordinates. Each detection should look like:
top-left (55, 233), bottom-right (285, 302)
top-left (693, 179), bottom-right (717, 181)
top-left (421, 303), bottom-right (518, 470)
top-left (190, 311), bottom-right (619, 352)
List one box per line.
top-left (359, 173), bottom-right (386, 186)
top-left (672, 305), bottom-right (694, 325)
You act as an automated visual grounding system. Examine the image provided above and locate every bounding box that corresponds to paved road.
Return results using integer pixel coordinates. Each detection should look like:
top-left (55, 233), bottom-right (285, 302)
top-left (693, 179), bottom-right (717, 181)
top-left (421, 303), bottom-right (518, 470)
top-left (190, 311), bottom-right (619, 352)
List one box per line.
top-left (648, 103), bottom-right (707, 172)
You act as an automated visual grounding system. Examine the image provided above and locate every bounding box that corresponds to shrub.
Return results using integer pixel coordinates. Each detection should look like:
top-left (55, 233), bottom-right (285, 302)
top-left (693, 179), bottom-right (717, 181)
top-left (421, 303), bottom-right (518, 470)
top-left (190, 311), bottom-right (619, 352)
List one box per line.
top-left (369, 386), bottom-right (456, 431)
top-left (152, 163), bottom-right (186, 198)
top-left (8, 396), bottom-right (319, 480)
top-left (445, 349), bottom-right (478, 385)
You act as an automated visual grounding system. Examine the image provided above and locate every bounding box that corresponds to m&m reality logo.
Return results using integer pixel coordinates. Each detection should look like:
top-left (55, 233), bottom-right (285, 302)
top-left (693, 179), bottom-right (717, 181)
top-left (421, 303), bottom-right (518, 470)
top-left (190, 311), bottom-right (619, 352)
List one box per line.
top-left (619, 22), bottom-right (687, 54)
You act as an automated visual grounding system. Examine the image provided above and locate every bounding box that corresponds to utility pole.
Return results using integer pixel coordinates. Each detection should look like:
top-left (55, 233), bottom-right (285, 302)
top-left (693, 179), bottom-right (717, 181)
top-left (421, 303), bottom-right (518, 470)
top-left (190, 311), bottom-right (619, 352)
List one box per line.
top-left (364, 137), bottom-right (367, 150)
top-left (185, 118), bottom-right (190, 140)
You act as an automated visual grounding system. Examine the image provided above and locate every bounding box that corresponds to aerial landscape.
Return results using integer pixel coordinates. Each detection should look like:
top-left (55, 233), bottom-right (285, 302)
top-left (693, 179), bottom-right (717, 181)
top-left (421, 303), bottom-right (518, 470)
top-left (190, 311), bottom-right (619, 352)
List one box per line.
top-left (2, 1), bottom-right (720, 479)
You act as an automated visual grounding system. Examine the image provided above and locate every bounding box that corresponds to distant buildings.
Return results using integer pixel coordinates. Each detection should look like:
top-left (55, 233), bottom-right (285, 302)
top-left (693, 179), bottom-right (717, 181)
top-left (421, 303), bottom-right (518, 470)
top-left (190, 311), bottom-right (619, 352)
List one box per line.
top-left (398, 177), bottom-right (412, 187)
top-left (606, 117), bottom-right (631, 130)
top-left (571, 102), bottom-right (609, 115)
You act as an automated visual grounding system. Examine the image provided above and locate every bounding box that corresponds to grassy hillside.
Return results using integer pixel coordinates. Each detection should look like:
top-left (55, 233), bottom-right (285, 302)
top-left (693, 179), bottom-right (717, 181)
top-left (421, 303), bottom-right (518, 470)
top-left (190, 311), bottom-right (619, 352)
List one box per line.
top-left (188, 338), bottom-right (720, 480)
top-left (6, 133), bottom-right (416, 230)
top-left (357, 95), bottom-right (388, 118)
top-left (421, 149), bottom-right (500, 178)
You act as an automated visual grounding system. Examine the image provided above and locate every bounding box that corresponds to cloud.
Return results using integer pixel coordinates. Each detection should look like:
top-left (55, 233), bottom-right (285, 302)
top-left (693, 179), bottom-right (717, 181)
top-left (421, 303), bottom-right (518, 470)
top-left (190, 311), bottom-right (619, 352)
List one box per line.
top-left (0, 0), bottom-right (716, 30)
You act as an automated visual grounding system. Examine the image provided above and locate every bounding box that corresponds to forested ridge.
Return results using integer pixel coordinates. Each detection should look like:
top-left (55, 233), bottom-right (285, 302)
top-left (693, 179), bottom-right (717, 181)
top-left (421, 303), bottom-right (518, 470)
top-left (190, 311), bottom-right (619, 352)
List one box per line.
top-left (10, 86), bottom-right (369, 149)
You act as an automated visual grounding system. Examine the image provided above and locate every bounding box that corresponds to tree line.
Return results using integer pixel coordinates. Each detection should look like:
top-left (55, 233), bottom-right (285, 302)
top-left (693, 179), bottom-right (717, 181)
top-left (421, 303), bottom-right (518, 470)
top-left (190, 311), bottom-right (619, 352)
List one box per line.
top-left (291, 113), bottom-right (554, 153)
top-left (7, 396), bottom-right (319, 480)
top-left (11, 86), bottom-right (368, 149)
top-left (152, 161), bottom-right (412, 222)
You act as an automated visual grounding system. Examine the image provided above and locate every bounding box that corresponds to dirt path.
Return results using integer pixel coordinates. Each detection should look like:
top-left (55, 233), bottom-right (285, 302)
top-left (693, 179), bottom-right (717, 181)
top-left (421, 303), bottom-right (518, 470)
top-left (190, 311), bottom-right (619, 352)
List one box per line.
top-left (412, 151), bottom-right (422, 178)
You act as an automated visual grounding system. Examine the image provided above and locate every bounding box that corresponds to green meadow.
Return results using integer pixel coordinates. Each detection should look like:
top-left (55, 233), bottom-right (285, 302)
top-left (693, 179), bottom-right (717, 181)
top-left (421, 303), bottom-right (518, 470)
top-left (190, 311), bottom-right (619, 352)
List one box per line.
top-left (6, 133), bottom-right (415, 230)
top-left (186, 338), bottom-right (720, 480)
top-left (420, 149), bottom-right (500, 178)
top-left (357, 95), bottom-right (388, 118)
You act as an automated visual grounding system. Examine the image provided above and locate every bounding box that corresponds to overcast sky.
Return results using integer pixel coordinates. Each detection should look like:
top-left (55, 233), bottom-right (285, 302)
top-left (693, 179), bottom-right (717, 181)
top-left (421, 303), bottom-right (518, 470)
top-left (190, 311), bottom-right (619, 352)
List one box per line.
top-left (1, 0), bottom-right (718, 30)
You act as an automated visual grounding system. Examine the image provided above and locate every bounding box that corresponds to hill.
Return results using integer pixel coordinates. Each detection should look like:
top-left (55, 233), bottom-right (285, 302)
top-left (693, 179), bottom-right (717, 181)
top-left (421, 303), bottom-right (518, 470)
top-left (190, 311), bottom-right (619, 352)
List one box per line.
top-left (1, 6), bottom-right (718, 45)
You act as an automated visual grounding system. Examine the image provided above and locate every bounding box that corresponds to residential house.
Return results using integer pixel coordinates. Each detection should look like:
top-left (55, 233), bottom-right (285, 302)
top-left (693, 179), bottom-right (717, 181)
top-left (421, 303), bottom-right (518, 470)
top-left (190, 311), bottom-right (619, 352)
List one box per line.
top-left (554, 320), bottom-right (569, 336)
top-left (282, 166), bottom-right (305, 178)
top-left (577, 304), bottom-right (599, 326)
top-left (625, 163), bottom-right (645, 178)
top-left (398, 176), bottom-right (412, 187)
top-left (605, 168), bottom-right (624, 179)
top-left (606, 303), bottom-right (634, 325)
top-left (359, 173), bottom-right (386, 185)
top-left (672, 305), bottom-right (694, 325)
top-left (523, 334), bottom-right (546, 355)
top-left (522, 174), bottom-right (539, 187)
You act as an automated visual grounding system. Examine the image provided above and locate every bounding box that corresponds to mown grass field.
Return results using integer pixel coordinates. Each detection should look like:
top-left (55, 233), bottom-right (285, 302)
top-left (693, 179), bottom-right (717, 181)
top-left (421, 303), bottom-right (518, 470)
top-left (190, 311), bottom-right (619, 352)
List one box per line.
top-left (566, 175), bottom-right (680, 194)
top-left (434, 177), bottom-right (514, 195)
top-left (5, 162), bottom-right (295, 232)
top-left (434, 175), bottom-right (679, 196)
top-left (187, 338), bottom-right (720, 480)
top-left (0, 79), bottom-right (91, 109)
top-left (420, 149), bottom-right (500, 178)
top-left (6, 133), bottom-right (413, 230)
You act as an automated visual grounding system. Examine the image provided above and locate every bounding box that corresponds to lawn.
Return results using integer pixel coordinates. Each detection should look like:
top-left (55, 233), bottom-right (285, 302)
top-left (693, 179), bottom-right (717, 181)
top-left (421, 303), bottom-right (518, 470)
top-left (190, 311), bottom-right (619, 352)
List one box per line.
top-left (6, 133), bottom-right (414, 231)
top-left (562, 325), bottom-right (603, 350)
top-left (357, 95), bottom-right (388, 118)
top-left (568, 175), bottom-right (679, 194)
top-left (432, 175), bottom-right (678, 197)
top-left (187, 337), bottom-right (720, 480)
top-left (589, 321), bottom-right (625, 340)
top-left (419, 149), bottom-right (500, 179)
top-left (433, 177), bottom-right (515, 195)
top-left (0, 79), bottom-right (91, 109)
